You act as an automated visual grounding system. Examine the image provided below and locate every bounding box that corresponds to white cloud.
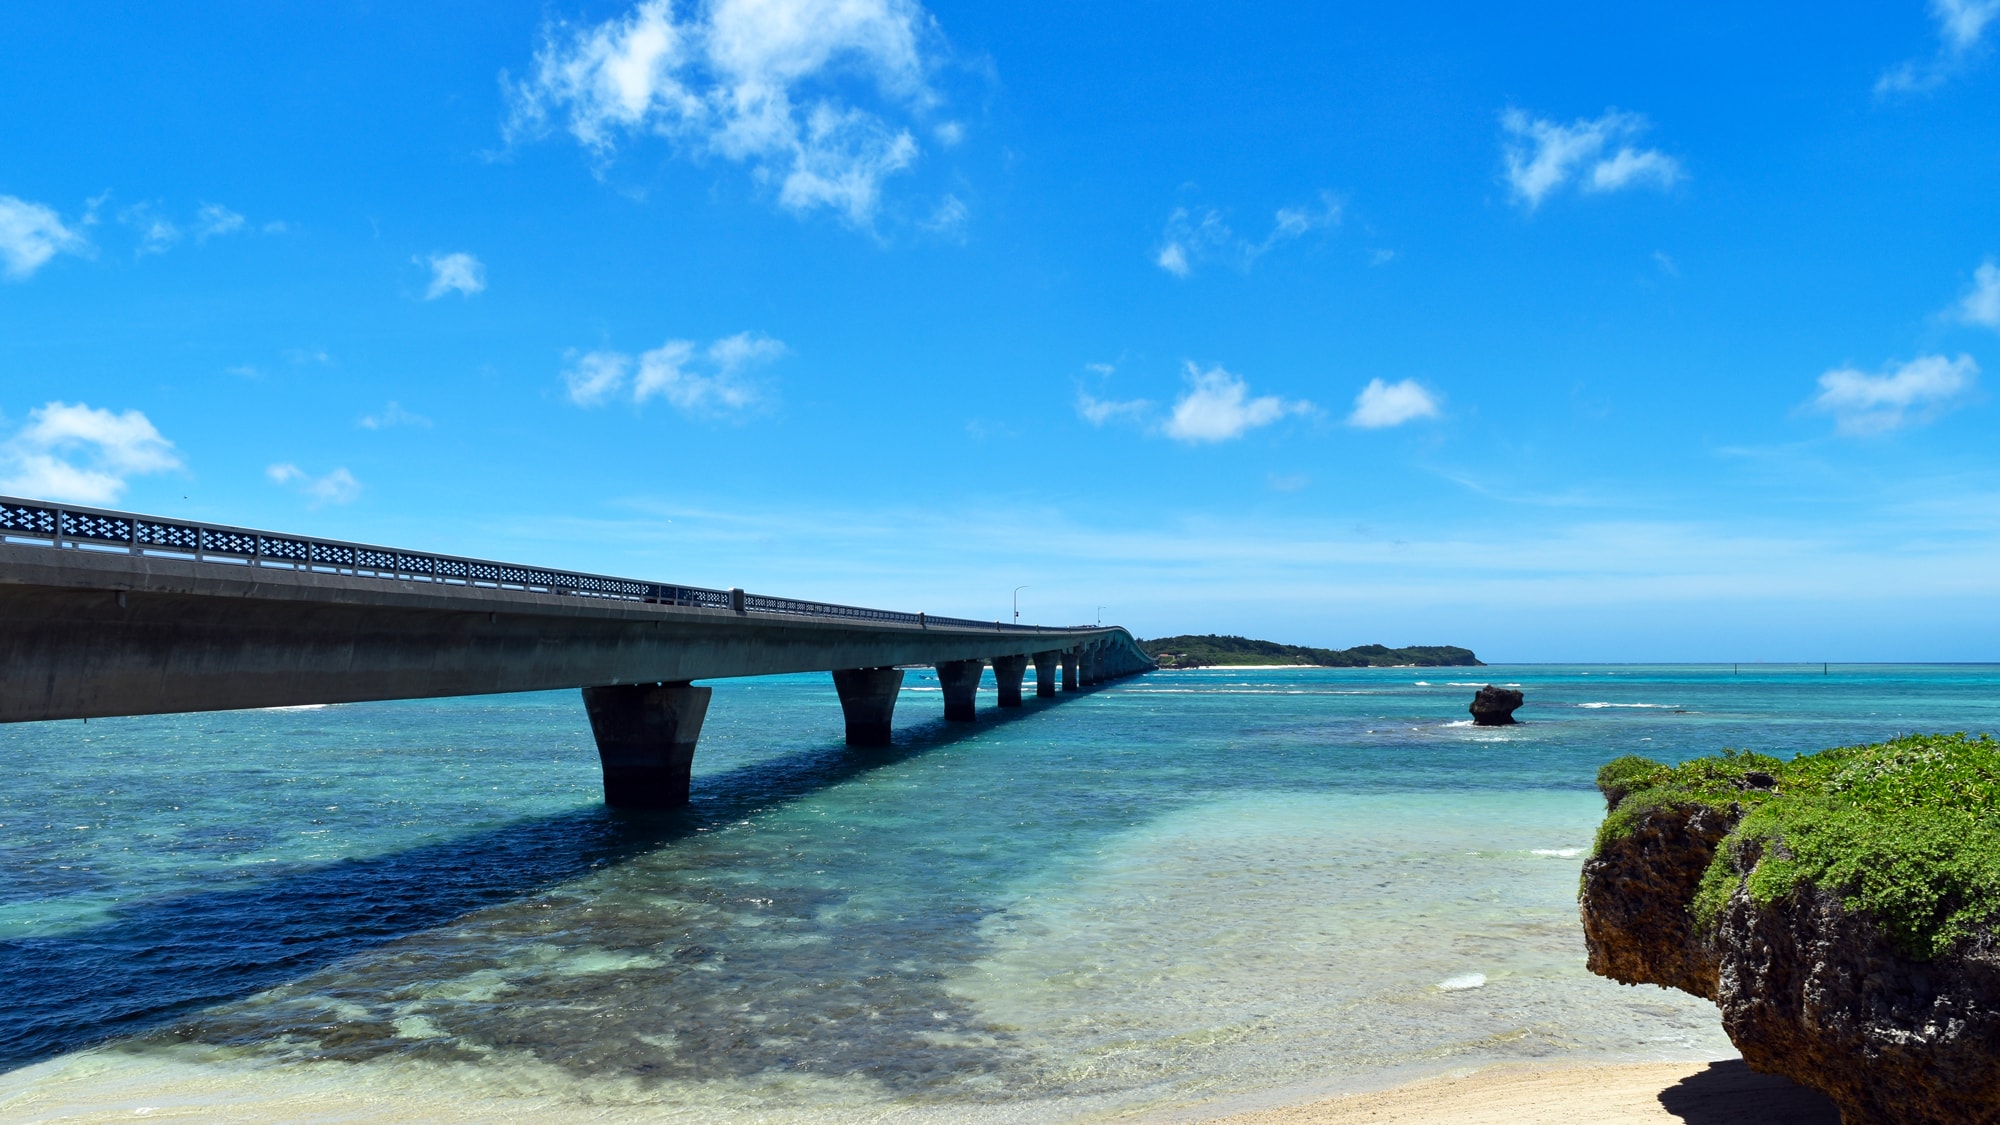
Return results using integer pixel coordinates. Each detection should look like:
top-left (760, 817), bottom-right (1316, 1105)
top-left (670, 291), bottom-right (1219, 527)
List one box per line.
top-left (705, 329), bottom-right (787, 374)
top-left (194, 204), bottom-right (246, 241)
top-left (1938, 0), bottom-right (2000, 48)
top-left (507, 0), bottom-right (940, 226)
top-left (1163, 363), bottom-right (1311, 444)
top-left (359, 401), bottom-right (432, 430)
top-left (0, 195), bottom-right (88, 280)
top-left (564, 331), bottom-right (784, 414)
top-left (1811, 354), bottom-right (1978, 435)
top-left (120, 203), bottom-right (181, 255)
top-left (1954, 259), bottom-right (2000, 328)
top-left (1348, 378), bottom-right (1441, 428)
top-left (1075, 390), bottom-right (1152, 426)
top-left (1878, 0), bottom-right (2000, 92)
top-left (423, 251), bottom-right (487, 299)
top-left (1588, 147), bottom-right (1683, 193)
top-left (0, 402), bottom-right (182, 504)
top-left (1154, 192), bottom-right (1340, 278)
top-left (563, 350), bottom-right (633, 406)
top-left (920, 193), bottom-right (967, 236)
top-left (267, 463), bottom-right (362, 506)
top-left (1501, 108), bottom-right (1683, 210)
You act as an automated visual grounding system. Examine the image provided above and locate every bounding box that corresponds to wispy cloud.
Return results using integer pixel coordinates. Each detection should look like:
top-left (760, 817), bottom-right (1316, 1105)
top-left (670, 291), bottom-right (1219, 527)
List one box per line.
top-left (1348, 378), bottom-right (1441, 428)
top-left (920, 193), bottom-right (968, 238)
top-left (1500, 108), bottom-right (1683, 210)
top-left (546, 489), bottom-right (2000, 660)
top-left (422, 251), bottom-right (487, 299)
top-left (118, 199), bottom-right (259, 255)
top-left (0, 402), bottom-right (181, 503)
top-left (506, 0), bottom-right (942, 227)
top-left (194, 203), bottom-right (245, 241)
top-left (0, 195), bottom-right (88, 280)
top-left (359, 401), bottom-right (432, 430)
top-left (1154, 192), bottom-right (1340, 278)
top-left (1075, 389), bottom-right (1153, 426)
top-left (564, 331), bottom-right (786, 414)
top-left (1878, 0), bottom-right (2000, 93)
top-left (119, 202), bottom-right (181, 255)
top-left (1953, 259), bottom-right (2000, 327)
top-left (267, 463), bottom-right (362, 506)
top-left (1810, 354), bottom-right (1979, 435)
top-left (1163, 363), bottom-right (1312, 443)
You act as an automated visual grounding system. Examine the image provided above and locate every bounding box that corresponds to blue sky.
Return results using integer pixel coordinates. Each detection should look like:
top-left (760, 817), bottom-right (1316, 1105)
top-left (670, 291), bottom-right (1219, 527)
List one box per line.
top-left (5, 1), bottom-right (2000, 660)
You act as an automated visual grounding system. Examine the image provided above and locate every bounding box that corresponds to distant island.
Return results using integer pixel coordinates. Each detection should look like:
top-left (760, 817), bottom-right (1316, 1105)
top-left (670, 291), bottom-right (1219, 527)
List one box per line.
top-left (1140, 635), bottom-right (1482, 668)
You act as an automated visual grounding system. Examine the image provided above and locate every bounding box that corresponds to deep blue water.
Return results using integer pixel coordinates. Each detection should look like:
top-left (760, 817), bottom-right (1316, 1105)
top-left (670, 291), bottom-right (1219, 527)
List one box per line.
top-left (0, 664), bottom-right (1994, 1121)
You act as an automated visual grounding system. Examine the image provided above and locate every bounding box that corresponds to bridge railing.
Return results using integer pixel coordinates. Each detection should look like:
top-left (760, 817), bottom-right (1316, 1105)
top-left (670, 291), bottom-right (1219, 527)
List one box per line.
top-left (0, 495), bottom-right (1069, 634)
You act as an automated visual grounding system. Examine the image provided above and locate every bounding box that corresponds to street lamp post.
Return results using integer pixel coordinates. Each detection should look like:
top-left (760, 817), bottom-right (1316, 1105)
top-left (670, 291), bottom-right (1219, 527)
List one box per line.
top-left (1013, 585), bottom-right (1029, 624)
top-left (1096, 605), bottom-right (1106, 626)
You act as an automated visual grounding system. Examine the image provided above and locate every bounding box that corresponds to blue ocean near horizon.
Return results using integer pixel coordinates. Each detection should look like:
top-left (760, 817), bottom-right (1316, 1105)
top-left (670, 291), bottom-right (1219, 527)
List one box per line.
top-left (3, 663), bottom-right (1998, 1121)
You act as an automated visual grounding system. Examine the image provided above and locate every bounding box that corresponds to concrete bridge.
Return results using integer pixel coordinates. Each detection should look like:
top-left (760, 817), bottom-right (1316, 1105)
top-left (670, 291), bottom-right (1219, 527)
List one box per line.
top-left (0, 496), bottom-right (1152, 808)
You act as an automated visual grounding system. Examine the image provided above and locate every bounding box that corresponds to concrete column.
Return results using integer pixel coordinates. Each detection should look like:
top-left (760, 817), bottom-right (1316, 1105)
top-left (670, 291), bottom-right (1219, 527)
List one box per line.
top-left (832, 667), bottom-right (903, 746)
top-left (992, 654), bottom-right (1028, 707)
top-left (1032, 651), bottom-right (1059, 698)
top-left (936, 659), bottom-right (984, 721)
top-left (1082, 646), bottom-right (1101, 686)
top-left (580, 682), bottom-right (712, 808)
top-left (1061, 650), bottom-right (1080, 692)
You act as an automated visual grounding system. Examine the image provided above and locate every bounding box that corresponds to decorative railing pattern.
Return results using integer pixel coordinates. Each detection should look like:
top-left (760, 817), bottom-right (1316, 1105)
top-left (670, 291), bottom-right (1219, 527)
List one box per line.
top-left (0, 496), bottom-right (1068, 633)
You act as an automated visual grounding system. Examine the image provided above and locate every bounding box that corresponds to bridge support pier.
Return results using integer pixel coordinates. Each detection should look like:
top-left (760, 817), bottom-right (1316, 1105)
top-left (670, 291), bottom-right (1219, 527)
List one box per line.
top-left (1032, 651), bottom-right (1058, 698)
top-left (832, 667), bottom-right (903, 746)
top-left (580, 682), bottom-right (711, 808)
top-left (1061, 650), bottom-right (1080, 692)
top-left (936, 659), bottom-right (984, 721)
top-left (992, 654), bottom-right (1028, 707)
top-left (1082, 646), bottom-right (1101, 686)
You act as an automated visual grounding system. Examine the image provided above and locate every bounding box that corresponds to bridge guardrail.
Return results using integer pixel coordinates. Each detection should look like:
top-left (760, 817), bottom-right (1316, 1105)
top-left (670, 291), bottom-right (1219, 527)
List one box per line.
top-left (0, 496), bottom-right (1071, 635)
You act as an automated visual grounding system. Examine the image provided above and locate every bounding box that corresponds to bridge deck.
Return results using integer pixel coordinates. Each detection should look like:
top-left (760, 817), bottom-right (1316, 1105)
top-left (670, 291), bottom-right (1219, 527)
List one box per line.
top-left (0, 497), bottom-right (1150, 724)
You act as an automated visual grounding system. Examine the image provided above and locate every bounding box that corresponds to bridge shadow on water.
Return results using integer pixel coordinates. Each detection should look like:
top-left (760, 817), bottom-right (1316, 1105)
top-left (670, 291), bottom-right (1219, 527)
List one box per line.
top-left (0, 693), bottom-right (1087, 1075)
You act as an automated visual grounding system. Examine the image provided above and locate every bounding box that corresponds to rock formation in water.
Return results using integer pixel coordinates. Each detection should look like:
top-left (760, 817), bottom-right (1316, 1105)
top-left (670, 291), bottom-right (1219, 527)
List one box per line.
top-left (1580, 737), bottom-right (2000, 1125)
top-left (1468, 685), bottom-right (1523, 725)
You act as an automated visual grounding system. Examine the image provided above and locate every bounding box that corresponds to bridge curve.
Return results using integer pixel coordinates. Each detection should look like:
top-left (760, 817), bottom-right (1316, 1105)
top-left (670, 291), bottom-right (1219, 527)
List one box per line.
top-left (0, 496), bottom-right (1153, 806)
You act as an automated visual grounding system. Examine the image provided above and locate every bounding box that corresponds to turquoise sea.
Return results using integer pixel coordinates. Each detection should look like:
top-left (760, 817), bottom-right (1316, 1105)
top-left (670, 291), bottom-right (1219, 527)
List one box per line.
top-left (3, 664), bottom-right (1997, 1122)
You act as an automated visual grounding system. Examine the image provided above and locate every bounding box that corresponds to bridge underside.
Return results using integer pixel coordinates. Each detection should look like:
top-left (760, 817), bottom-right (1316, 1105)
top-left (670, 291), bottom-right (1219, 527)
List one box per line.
top-left (0, 544), bottom-right (1153, 807)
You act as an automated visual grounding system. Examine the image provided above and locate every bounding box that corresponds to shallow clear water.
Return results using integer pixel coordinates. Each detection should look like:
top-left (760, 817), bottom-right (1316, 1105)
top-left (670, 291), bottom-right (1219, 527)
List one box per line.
top-left (2, 664), bottom-right (1996, 1121)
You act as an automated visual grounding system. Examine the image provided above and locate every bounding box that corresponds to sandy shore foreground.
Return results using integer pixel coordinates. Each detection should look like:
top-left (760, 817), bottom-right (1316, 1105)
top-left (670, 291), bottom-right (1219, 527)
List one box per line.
top-left (1200, 1060), bottom-right (1839, 1125)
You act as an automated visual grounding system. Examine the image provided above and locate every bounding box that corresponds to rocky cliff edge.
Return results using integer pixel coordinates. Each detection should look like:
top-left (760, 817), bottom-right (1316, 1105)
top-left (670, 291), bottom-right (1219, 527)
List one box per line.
top-left (1580, 735), bottom-right (2000, 1125)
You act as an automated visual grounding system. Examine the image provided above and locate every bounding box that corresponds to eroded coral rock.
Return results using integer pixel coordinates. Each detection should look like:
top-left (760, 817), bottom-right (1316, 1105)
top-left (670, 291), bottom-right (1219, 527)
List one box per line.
top-left (1468, 685), bottom-right (1523, 725)
top-left (1581, 740), bottom-right (2000, 1125)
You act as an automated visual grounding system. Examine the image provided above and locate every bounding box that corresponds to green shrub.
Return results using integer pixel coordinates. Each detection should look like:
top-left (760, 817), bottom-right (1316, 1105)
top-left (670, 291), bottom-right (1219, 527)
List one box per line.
top-left (1591, 734), bottom-right (2000, 960)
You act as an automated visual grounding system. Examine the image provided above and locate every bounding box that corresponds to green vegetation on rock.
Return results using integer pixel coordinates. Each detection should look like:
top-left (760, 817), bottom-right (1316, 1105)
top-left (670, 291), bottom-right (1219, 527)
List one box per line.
top-left (1594, 733), bottom-right (2000, 960)
top-left (1139, 634), bottom-right (1480, 668)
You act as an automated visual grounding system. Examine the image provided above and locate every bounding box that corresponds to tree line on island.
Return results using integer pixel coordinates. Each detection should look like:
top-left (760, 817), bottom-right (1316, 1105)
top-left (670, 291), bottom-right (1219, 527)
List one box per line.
top-left (1140, 635), bottom-right (1481, 668)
